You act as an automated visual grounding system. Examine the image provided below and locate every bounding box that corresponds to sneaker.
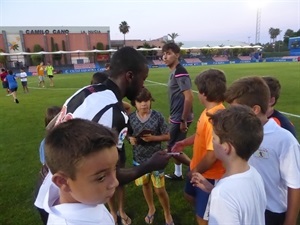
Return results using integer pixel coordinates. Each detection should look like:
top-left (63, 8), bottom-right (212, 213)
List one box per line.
top-left (15, 99), bottom-right (19, 104)
top-left (165, 173), bottom-right (183, 180)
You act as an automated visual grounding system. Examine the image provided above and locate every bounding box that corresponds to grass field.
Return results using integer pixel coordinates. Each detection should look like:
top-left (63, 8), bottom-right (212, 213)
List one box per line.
top-left (0, 62), bottom-right (299, 225)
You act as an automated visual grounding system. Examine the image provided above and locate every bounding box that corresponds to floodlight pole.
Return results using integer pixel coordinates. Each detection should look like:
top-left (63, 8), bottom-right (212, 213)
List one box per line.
top-left (255, 7), bottom-right (261, 44)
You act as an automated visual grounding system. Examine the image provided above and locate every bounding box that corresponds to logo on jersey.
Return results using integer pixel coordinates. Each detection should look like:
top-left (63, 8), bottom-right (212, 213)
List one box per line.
top-left (117, 127), bottom-right (128, 148)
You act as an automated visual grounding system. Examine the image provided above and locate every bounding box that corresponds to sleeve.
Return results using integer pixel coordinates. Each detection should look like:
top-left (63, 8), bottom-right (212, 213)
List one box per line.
top-left (174, 66), bottom-right (192, 92)
top-left (39, 138), bottom-right (46, 165)
top-left (110, 105), bottom-right (128, 149)
top-left (279, 140), bottom-right (300, 188)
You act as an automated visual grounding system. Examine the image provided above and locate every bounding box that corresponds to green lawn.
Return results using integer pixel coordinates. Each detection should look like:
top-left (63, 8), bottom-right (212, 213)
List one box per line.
top-left (0, 62), bottom-right (299, 225)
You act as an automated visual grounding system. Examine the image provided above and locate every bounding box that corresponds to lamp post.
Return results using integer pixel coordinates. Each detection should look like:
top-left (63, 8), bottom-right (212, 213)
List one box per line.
top-left (255, 7), bottom-right (261, 44)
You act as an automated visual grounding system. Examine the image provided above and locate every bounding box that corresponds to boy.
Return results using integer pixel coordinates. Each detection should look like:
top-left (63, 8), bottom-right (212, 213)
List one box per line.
top-left (171, 69), bottom-right (226, 225)
top-left (225, 76), bottom-right (300, 225)
top-left (162, 42), bottom-right (194, 180)
top-left (43, 118), bottom-right (119, 225)
top-left (18, 67), bottom-right (29, 93)
top-left (45, 62), bottom-right (55, 87)
top-left (6, 70), bottom-right (19, 103)
top-left (0, 68), bottom-right (10, 95)
top-left (262, 76), bottom-right (297, 137)
top-left (128, 88), bottom-right (173, 225)
top-left (191, 105), bottom-right (267, 225)
top-left (37, 62), bottom-right (45, 87)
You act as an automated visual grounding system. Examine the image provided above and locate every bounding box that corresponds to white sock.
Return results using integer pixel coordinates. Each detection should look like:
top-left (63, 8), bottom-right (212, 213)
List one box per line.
top-left (174, 164), bottom-right (182, 177)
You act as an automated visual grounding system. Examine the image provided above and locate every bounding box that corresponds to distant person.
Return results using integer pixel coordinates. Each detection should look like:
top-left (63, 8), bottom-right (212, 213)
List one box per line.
top-left (6, 70), bottom-right (19, 103)
top-left (128, 88), bottom-right (174, 225)
top-left (225, 76), bottom-right (300, 225)
top-left (34, 47), bottom-right (171, 225)
top-left (39, 106), bottom-right (62, 165)
top-left (162, 42), bottom-right (194, 181)
top-left (18, 67), bottom-right (29, 93)
top-left (262, 76), bottom-right (297, 137)
top-left (172, 69), bottom-right (226, 225)
top-left (37, 62), bottom-right (45, 87)
top-left (191, 105), bottom-right (266, 225)
top-left (45, 62), bottom-right (55, 87)
top-left (0, 68), bottom-right (10, 95)
top-left (43, 118), bottom-right (119, 225)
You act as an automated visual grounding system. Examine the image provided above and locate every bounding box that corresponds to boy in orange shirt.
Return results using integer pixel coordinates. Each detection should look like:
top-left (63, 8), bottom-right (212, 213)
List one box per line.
top-left (172, 69), bottom-right (226, 225)
top-left (37, 62), bottom-right (45, 87)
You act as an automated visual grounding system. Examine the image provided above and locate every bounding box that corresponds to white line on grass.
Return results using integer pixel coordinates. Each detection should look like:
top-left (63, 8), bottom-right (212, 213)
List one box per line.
top-left (145, 80), bottom-right (300, 119)
top-left (28, 86), bottom-right (79, 91)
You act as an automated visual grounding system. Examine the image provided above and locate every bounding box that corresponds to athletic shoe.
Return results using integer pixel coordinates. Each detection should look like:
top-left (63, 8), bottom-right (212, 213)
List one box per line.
top-left (15, 99), bottom-right (19, 104)
top-left (164, 173), bottom-right (183, 180)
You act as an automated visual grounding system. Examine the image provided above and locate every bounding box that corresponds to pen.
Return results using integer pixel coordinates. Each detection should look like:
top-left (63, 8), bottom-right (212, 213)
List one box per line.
top-left (167, 152), bottom-right (183, 155)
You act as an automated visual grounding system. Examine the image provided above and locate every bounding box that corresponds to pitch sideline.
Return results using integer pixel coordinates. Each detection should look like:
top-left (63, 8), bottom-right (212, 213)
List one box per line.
top-left (146, 80), bottom-right (300, 119)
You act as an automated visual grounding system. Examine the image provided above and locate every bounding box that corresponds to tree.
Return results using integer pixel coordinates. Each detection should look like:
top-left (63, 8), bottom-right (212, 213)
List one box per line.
top-left (168, 33), bottom-right (179, 42)
top-left (119, 21), bottom-right (130, 47)
top-left (161, 33), bottom-right (183, 47)
top-left (269, 27), bottom-right (281, 43)
top-left (31, 44), bottom-right (43, 65)
top-left (283, 29), bottom-right (300, 45)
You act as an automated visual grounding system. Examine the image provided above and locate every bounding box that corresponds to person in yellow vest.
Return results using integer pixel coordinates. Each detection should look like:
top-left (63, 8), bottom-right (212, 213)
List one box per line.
top-left (45, 62), bottom-right (55, 87)
top-left (36, 62), bottom-right (45, 87)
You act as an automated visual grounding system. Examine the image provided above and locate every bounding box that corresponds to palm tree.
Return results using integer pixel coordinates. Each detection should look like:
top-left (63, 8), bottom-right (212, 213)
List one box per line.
top-left (269, 27), bottom-right (281, 43)
top-left (119, 21), bottom-right (130, 47)
top-left (168, 33), bottom-right (179, 42)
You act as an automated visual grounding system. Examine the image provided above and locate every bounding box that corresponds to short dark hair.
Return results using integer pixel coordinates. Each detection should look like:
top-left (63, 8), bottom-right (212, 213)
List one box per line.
top-left (45, 119), bottom-right (117, 179)
top-left (130, 87), bottom-right (155, 106)
top-left (162, 42), bottom-right (180, 54)
top-left (225, 76), bottom-right (270, 114)
top-left (109, 47), bottom-right (147, 78)
top-left (194, 69), bottom-right (227, 102)
top-left (91, 72), bottom-right (109, 84)
top-left (210, 105), bottom-right (263, 161)
top-left (262, 76), bottom-right (281, 106)
top-left (8, 70), bottom-right (13, 75)
top-left (45, 106), bottom-right (61, 127)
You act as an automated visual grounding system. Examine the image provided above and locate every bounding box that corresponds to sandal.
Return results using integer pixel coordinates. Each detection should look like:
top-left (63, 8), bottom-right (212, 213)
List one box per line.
top-left (166, 222), bottom-right (175, 225)
top-left (121, 216), bottom-right (132, 225)
top-left (145, 213), bottom-right (155, 224)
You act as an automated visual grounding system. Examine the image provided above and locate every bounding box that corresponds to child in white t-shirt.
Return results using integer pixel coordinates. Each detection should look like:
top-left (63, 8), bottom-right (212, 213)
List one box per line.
top-left (18, 67), bottom-right (29, 93)
top-left (43, 118), bottom-right (119, 225)
top-left (191, 105), bottom-right (267, 225)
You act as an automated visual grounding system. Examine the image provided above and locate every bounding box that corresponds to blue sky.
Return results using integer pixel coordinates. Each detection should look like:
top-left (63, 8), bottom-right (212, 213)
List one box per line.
top-left (0, 0), bottom-right (299, 44)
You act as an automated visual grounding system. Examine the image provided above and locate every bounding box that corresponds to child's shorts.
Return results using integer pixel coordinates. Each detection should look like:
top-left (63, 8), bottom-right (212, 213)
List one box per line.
top-left (2, 81), bottom-right (8, 88)
top-left (9, 87), bottom-right (18, 92)
top-left (135, 170), bottom-right (165, 188)
top-left (21, 81), bottom-right (27, 87)
top-left (185, 171), bottom-right (215, 220)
